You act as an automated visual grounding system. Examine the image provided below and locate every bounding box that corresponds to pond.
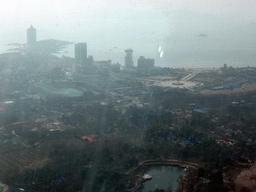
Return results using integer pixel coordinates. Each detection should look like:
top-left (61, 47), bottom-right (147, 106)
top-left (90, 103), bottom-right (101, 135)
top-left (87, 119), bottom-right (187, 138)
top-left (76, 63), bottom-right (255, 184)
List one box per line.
top-left (137, 165), bottom-right (186, 192)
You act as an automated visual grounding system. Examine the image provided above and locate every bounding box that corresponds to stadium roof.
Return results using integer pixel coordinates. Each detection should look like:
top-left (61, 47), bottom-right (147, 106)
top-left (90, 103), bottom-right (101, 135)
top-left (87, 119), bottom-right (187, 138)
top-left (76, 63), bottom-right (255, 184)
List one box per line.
top-left (34, 82), bottom-right (83, 97)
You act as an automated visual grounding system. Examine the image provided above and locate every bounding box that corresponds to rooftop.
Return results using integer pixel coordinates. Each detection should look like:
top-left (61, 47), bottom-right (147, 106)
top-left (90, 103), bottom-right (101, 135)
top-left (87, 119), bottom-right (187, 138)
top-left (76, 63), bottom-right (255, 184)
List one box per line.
top-left (125, 48), bottom-right (133, 52)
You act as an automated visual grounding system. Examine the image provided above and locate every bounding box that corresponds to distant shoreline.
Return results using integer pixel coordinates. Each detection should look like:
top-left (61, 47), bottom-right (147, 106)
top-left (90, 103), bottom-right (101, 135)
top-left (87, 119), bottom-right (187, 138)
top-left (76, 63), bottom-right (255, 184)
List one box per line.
top-left (3, 39), bottom-right (73, 55)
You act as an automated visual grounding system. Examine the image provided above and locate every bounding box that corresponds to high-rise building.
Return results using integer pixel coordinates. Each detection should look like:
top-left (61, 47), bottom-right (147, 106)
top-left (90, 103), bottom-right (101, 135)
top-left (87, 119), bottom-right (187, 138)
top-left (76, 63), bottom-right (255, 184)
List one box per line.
top-left (138, 56), bottom-right (154, 69)
top-left (75, 43), bottom-right (88, 66)
top-left (125, 49), bottom-right (133, 68)
top-left (27, 25), bottom-right (36, 47)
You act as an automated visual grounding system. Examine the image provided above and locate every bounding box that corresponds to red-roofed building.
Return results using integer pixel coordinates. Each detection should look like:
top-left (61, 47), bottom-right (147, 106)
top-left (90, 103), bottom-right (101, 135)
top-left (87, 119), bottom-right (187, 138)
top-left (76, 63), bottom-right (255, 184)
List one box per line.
top-left (80, 134), bottom-right (97, 142)
top-left (218, 140), bottom-right (229, 144)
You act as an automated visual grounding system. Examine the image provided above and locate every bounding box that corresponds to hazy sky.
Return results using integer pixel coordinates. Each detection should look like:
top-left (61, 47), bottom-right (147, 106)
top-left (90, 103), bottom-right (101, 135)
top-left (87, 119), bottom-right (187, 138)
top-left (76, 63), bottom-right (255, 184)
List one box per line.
top-left (1, 0), bottom-right (256, 21)
top-left (1, 0), bottom-right (256, 67)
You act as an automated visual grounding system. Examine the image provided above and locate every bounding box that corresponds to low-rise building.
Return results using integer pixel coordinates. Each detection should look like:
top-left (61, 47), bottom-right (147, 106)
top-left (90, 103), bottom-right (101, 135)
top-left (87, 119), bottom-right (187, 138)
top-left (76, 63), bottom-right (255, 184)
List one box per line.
top-left (137, 56), bottom-right (154, 70)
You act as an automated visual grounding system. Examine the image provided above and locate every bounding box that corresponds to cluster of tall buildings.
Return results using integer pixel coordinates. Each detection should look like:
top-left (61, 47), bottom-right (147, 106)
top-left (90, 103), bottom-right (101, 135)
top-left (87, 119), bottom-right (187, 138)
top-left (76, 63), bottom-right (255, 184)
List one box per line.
top-left (74, 44), bottom-right (154, 70)
top-left (27, 25), bottom-right (154, 70)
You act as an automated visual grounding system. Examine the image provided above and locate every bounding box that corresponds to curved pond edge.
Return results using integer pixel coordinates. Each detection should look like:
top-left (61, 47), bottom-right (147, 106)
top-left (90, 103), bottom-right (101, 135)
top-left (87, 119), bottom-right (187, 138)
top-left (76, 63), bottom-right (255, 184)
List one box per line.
top-left (123, 159), bottom-right (199, 192)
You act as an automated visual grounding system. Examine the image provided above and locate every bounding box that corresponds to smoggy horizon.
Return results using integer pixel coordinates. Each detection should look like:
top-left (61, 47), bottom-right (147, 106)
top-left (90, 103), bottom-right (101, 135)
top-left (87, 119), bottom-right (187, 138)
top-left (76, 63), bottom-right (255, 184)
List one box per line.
top-left (1, 1), bottom-right (256, 68)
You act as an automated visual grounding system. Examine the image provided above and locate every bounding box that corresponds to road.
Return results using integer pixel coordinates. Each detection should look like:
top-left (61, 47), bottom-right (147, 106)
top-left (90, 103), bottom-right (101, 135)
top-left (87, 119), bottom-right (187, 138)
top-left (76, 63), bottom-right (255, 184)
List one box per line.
top-left (181, 71), bottom-right (200, 81)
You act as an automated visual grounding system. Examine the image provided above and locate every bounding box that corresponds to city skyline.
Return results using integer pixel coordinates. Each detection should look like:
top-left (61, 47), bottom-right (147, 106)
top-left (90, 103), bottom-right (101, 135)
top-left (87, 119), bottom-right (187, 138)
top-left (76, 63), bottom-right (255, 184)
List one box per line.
top-left (1, 2), bottom-right (256, 68)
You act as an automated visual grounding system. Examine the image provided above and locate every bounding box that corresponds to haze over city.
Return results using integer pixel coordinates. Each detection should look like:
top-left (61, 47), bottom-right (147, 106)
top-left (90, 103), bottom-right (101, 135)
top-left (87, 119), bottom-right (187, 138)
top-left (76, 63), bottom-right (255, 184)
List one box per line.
top-left (1, 1), bottom-right (256, 192)
top-left (1, 0), bottom-right (256, 67)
